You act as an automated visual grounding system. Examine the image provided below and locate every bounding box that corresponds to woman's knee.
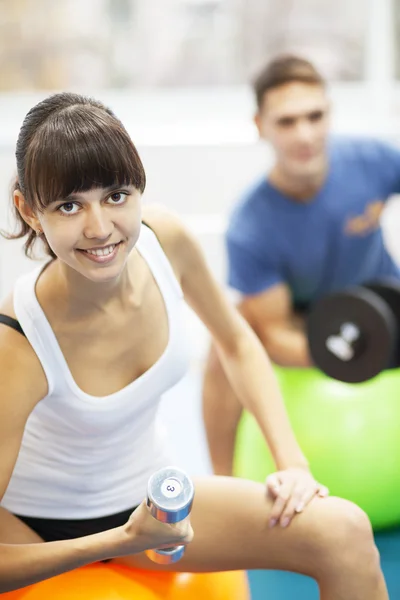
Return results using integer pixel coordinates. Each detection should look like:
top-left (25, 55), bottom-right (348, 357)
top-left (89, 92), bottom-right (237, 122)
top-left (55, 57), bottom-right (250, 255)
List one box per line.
top-left (307, 497), bottom-right (380, 574)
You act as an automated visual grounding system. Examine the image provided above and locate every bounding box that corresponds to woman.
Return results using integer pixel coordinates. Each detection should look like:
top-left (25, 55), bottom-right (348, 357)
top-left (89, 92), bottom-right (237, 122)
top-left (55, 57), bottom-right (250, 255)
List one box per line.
top-left (0, 93), bottom-right (387, 598)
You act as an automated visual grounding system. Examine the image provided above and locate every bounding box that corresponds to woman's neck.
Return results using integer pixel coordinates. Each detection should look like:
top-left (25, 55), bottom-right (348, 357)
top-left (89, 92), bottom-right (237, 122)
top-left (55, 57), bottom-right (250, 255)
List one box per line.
top-left (38, 253), bottom-right (141, 320)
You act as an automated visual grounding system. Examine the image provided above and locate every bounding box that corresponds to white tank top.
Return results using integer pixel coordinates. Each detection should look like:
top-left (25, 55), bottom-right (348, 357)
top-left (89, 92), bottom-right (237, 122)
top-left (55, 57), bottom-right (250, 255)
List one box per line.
top-left (1, 225), bottom-right (190, 519)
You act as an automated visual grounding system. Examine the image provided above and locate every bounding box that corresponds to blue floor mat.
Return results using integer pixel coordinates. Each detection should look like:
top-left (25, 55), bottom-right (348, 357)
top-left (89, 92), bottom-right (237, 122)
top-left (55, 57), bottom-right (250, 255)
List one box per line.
top-left (248, 526), bottom-right (400, 599)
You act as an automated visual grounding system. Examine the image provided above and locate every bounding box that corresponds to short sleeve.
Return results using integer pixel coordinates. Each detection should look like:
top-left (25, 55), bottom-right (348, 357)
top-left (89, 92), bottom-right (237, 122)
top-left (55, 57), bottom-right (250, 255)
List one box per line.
top-left (366, 139), bottom-right (400, 195)
top-left (226, 235), bottom-right (283, 296)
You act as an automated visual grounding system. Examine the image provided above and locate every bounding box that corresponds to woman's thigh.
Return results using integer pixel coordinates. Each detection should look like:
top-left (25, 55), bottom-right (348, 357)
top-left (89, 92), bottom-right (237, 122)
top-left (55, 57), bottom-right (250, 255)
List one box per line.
top-left (0, 477), bottom-right (371, 577)
top-left (114, 476), bottom-right (368, 575)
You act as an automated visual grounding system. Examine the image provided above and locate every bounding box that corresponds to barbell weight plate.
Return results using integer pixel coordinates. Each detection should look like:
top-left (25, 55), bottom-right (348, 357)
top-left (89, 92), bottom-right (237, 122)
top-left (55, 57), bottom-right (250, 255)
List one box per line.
top-left (363, 278), bottom-right (400, 368)
top-left (306, 286), bottom-right (398, 383)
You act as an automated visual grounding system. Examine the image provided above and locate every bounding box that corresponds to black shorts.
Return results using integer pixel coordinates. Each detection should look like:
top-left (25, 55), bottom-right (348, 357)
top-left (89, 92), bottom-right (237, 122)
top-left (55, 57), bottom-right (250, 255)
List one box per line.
top-left (15, 506), bottom-right (138, 544)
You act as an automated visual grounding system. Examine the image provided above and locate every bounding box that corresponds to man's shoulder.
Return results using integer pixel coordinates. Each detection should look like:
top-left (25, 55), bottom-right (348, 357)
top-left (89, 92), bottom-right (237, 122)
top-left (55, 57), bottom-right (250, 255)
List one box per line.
top-left (229, 176), bottom-right (277, 221)
top-left (330, 134), bottom-right (399, 164)
top-left (235, 176), bottom-right (270, 208)
top-left (227, 177), bottom-right (272, 240)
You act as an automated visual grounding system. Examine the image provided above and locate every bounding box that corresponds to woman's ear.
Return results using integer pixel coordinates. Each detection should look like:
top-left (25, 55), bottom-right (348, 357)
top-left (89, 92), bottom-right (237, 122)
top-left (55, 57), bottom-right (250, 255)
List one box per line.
top-left (13, 190), bottom-right (42, 234)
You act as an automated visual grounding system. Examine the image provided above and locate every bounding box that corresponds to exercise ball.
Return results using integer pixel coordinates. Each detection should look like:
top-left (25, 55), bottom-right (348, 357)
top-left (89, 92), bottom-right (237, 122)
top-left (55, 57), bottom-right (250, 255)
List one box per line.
top-left (234, 366), bottom-right (400, 531)
top-left (3, 564), bottom-right (250, 600)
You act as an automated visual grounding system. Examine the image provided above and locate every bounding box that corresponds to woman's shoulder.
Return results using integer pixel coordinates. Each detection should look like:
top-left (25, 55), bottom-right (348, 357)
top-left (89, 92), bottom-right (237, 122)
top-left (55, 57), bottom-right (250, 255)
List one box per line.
top-left (141, 204), bottom-right (197, 277)
top-left (142, 203), bottom-right (185, 240)
top-left (0, 292), bottom-right (18, 321)
top-left (0, 292), bottom-right (48, 406)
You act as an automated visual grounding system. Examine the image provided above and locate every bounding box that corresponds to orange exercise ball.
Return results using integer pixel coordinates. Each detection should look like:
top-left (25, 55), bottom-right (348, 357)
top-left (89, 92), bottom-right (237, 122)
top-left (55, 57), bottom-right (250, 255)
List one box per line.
top-left (3, 564), bottom-right (250, 600)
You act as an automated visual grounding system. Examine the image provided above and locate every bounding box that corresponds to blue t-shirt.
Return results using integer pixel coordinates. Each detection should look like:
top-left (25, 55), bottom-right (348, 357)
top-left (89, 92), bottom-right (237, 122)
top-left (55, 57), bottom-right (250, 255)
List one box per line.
top-left (226, 137), bottom-right (400, 306)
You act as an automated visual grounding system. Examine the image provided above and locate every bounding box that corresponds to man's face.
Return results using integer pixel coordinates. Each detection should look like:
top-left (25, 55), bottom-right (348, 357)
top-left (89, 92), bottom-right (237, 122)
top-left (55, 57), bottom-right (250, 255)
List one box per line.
top-left (255, 82), bottom-right (330, 179)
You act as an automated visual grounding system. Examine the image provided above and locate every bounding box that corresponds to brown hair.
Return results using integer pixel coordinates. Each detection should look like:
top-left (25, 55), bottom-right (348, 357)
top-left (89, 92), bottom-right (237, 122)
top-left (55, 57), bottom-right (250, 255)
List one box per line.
top-left (253, 55), bottom-right (326, 110)
top-left (4, 92), bottom-right (146, 259)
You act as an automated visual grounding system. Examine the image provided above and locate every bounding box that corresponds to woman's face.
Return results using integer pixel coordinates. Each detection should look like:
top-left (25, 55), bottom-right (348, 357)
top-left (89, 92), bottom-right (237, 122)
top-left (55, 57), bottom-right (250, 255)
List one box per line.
top-left (38, 184), bottom-right (142, 283)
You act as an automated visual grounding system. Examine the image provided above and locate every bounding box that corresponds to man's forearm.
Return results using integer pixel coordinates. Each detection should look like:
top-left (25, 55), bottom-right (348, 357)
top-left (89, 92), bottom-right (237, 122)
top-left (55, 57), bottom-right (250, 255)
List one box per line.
top-left (261, 325), bottom-right (312, 368)
top-left (202, 346), bottom-right (244, 475)
top-left (216, 325), bottom-right (309, 471)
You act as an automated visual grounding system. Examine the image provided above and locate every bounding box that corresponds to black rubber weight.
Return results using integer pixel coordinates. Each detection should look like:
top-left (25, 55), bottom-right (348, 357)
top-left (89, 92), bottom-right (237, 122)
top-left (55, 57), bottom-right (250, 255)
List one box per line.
top-left (363, 278), bottom-right (400, 369)
top-left (306, 286), bottom-right (398, 383)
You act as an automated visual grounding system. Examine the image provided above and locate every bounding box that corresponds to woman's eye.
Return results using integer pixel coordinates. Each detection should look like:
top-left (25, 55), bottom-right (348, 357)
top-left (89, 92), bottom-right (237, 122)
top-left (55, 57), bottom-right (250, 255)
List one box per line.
top-left (108, 192), bottom-right (128, 204)
top-left (58, 202), bottom-right (79, 215)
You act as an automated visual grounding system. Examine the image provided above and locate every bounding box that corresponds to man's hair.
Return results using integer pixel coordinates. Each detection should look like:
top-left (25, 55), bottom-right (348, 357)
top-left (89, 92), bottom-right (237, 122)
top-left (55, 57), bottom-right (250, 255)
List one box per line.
top-left (253, 55), bottom-right (326, 110)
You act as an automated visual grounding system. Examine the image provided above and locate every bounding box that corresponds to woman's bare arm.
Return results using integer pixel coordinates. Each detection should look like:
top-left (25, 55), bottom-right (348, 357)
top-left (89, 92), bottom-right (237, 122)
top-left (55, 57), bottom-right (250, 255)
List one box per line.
top-left (145, 208), bottom-right (309, 471)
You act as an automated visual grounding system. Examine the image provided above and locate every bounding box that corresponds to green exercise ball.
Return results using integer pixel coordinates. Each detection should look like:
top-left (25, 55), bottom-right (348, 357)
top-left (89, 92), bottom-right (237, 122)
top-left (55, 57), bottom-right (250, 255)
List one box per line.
top-left (234, 366), bottom-right (400, 531)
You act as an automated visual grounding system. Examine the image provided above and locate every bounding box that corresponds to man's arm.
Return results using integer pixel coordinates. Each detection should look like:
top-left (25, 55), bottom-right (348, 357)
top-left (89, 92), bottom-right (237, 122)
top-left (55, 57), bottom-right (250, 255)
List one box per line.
top-left (226, 229), bottom-right (311, 367)
top-left (240, 283), bottom-right (312, 368)
top-left (364, 138), bottom-right (400, 195)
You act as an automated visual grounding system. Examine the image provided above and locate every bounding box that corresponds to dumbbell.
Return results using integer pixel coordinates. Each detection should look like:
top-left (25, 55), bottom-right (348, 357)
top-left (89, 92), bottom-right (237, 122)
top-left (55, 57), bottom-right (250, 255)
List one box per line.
top-left (145, 466), bottom-right (195, 565)
top-left (306, 279), bottom-right (400, 383)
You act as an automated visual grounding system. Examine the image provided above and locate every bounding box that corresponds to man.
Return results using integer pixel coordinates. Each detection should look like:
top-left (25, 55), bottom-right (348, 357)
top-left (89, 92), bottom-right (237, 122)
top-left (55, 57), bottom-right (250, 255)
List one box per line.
top-left (203, 54), bottom-right (400, 476)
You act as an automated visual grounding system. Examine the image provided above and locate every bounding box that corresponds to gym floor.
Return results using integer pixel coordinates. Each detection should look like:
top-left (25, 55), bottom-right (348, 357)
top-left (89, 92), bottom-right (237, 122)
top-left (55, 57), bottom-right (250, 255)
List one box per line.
top-left (160, 367), bottom-right (400, 599)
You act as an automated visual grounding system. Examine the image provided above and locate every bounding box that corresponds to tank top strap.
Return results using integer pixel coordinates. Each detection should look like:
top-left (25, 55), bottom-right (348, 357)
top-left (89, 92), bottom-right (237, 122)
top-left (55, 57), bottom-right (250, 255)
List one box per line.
top-left (138, 223), bottom-right (183, 300)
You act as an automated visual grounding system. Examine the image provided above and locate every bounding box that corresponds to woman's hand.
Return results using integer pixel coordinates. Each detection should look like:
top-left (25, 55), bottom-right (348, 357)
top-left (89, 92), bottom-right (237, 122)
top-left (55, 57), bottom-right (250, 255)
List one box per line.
top-left (266, 467), bottom-right (329, 528)
top-left (119, 500), bottom-right (194, 555)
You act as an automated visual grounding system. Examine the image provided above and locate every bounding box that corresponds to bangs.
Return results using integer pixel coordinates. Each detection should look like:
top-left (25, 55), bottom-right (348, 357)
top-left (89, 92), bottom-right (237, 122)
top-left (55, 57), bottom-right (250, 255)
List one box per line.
top-left (24, 106), bottom-right (146, 209)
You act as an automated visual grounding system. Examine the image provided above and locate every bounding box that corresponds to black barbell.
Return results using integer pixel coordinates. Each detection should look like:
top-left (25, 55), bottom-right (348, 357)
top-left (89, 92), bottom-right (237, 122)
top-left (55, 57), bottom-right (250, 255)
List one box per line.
top-left (306, 279), bottom-right (400, 383)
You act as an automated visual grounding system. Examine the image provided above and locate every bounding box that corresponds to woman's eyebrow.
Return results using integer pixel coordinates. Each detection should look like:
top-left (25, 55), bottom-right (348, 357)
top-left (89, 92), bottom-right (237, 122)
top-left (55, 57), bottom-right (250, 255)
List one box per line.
top-left (58, 183), bottom-right (132, 204)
